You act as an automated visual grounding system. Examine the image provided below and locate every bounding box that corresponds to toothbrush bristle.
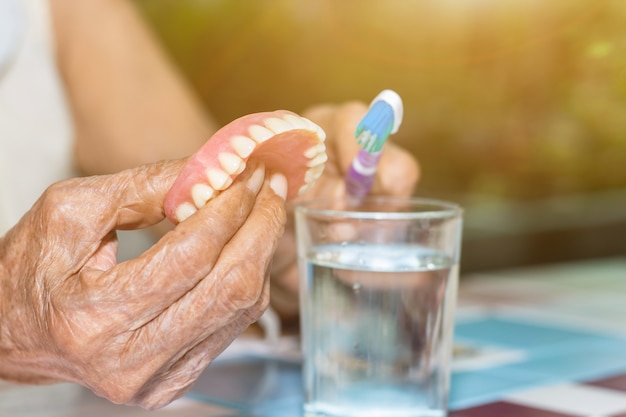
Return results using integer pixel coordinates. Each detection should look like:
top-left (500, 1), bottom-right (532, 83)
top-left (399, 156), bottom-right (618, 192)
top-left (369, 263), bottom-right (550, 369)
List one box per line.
top-left (355, 100), bottom-right (395, 153)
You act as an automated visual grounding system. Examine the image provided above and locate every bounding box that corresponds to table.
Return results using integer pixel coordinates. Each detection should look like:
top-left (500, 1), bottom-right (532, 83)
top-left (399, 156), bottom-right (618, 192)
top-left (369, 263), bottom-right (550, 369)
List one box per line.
top-left (1, 257), bottom-right (625, 416)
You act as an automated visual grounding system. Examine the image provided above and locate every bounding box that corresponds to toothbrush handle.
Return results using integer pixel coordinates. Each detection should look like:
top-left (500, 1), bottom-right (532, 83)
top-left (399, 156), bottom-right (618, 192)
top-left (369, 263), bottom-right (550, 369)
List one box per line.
top-left (345, 150), bottom-right (382, 200)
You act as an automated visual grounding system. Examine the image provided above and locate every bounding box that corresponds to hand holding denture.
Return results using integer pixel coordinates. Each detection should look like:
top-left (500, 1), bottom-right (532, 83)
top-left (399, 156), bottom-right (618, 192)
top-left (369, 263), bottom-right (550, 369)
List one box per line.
top-left (0, 110), bottom-right (326, 409)
top-left (268, 101), bottom-right (421, 317)
top-left (164, 110), bottom-right (327, 223)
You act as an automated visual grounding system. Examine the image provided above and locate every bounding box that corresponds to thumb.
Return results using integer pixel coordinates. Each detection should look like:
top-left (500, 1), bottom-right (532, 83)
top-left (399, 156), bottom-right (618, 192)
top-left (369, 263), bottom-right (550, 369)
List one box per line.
top-left (105, 159), bottom-right (187, 230)
top-left (59, 159), bottom-right (186, 232)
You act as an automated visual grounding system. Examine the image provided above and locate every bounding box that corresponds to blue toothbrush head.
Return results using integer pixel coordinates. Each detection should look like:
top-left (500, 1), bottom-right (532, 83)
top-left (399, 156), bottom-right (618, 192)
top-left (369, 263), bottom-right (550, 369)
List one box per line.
top-left (355, 89), bottom-right (404, 154)
top-left (355, 100), bottom-right (395, 153)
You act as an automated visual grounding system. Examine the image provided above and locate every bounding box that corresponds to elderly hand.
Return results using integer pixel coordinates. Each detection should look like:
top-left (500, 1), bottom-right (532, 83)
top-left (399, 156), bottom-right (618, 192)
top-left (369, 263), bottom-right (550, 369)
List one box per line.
top-left (269, 101), bottom-right (420, 317)
top-left (0, 160), bottom-right (287, 409)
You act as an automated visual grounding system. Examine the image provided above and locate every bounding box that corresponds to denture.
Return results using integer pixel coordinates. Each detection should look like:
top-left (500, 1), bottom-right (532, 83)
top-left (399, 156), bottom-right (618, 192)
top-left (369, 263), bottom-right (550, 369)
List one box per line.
top-left (164, 110), bottom-right (327, 224)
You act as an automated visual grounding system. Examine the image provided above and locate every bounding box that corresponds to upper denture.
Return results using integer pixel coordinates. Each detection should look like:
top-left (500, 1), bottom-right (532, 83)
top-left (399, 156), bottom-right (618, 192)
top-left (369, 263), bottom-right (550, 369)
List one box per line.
top-left (164, 110), bottom-right (327, 224)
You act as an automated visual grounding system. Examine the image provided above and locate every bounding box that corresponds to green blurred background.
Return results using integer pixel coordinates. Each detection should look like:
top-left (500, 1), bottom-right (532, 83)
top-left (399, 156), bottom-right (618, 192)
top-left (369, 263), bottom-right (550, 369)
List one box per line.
top-left (134, 0), bottom-right (626, 271)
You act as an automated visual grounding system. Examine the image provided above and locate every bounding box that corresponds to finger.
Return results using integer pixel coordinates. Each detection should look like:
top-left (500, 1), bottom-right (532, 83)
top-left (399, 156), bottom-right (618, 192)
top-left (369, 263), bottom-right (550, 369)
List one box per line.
top-left (140, 174), bottom-right (285, 351)
top-left (332, 102), bottom-right (370, 172)
top-left (131, 299), bottom-right (266, 409)
top-left (58, 160), bottom-right (186, 233)
top-left (303, 102), bottom-right (365, 172)
top-left (104, 159), bottom-right (186, 230)
top-left (300, 102), bottom-right (367, 201)
top-left (25, 160), bottom-right (185, 275)
top-left (93, 163), bottom-right (267, 320)
top-left (372, 142), bottom-right (420, 197)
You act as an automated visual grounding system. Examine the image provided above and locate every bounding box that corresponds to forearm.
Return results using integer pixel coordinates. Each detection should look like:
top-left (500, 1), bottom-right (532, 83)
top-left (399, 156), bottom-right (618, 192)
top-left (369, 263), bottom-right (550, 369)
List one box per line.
top-left (50, 0), bottom-right (218, 175)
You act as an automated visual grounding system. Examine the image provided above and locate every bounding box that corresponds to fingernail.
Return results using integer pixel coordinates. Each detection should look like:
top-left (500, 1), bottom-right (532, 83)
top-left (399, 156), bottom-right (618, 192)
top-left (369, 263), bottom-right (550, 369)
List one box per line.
top-left (247, 165), bottom-right (265, 194)
top-left (269, 173), bottom-right (288, 200)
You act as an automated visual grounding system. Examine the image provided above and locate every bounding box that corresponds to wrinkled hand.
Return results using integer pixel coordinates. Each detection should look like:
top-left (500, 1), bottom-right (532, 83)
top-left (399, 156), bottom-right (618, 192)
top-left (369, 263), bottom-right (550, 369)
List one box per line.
top-left (0, 161), bottom-right (287, 409)
top-left (270, 101), bottom-right (420, 317)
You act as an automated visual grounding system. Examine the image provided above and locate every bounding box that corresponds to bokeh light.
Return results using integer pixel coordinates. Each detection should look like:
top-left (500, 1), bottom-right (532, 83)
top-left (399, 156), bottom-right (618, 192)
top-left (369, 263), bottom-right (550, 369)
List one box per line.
top-left (135, 0), bottom-right (626, 270)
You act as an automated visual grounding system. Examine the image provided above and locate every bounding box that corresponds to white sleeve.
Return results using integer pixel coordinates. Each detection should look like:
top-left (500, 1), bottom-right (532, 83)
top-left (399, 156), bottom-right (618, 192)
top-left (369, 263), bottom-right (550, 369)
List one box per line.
top-left (0, 0), bottom-right (75, 235)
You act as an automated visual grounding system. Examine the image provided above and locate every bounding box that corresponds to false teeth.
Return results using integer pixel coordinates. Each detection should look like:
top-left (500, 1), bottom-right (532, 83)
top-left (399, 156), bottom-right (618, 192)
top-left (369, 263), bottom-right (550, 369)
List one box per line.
top-left (306, 153), bottom-right (328, 168)
top-left (283, 114), bottom-right (310, 130)
top-left (175, 202), bottom-right (197, 222)
top-left (165, 111), bottom-right (328, 224)
top-left (264, 117), bottom-right (292, 134)
top-left (191, 183), bottom-right (216, 208)
top-left (305, 165), bottom-right (325, 184)
top-left (231, 135), bottom-right (256, 158)
top-left (248, 125), bottom-right (274, 143)
top-left (304, 143), bottom-right (326, 159)
top-left (218, 152), bottom-right (245, 175)
top-left (207, 168), bottom-right (233, 190)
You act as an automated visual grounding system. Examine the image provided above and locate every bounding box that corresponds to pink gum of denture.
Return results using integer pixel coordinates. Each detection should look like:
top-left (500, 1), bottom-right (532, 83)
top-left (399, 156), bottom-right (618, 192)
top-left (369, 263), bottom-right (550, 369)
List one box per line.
top-left (164, 110), bottom-right (327, 224)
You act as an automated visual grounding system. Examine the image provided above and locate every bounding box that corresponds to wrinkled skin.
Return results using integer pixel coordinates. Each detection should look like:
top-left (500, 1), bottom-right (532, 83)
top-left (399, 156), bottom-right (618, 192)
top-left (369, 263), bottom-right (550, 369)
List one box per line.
top-left (269, 102), bottom-right (420, 318)
top-left (0, 159), bottom-right (287, 409)
top-left (0, 0), bottom-right (419, 410)
top-left (47, 0), bottom-right (420, 328)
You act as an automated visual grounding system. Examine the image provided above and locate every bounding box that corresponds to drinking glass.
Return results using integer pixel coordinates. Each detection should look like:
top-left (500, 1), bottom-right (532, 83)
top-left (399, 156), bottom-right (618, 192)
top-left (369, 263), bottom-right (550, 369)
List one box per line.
top-left (295, 196), bottom-right (463, 417)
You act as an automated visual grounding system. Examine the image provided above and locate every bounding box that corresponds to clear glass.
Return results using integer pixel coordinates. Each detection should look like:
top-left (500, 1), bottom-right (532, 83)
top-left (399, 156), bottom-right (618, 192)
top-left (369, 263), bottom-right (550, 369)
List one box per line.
top-left (295, 197), bottom-right (463, 417)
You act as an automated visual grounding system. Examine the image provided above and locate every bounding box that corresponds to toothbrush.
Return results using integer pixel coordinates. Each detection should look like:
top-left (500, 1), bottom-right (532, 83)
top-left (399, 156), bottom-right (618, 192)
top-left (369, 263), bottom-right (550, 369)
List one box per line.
top-left (345, 89), bottom-right (404, 200)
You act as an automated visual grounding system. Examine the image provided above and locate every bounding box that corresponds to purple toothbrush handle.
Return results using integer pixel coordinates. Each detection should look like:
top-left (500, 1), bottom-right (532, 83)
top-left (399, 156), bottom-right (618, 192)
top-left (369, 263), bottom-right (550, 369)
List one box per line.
top-left (345, 150), bottom-right (382, 200)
